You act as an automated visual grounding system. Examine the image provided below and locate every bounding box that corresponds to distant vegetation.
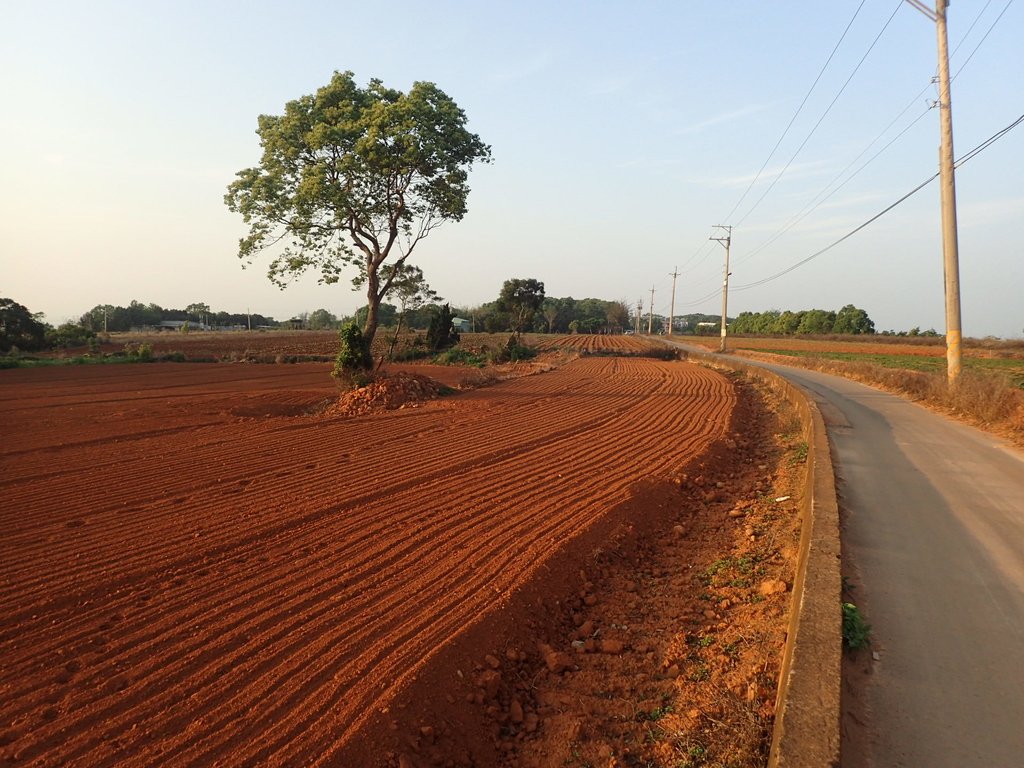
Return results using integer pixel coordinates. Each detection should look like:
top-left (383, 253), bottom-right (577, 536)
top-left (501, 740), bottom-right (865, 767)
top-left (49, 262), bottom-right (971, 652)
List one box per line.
top-left (2, 297), bottom-right (101, 354)
top-left (459, 293), bottom-right (632, 335)
top-left (729, 305), bottom-right (875, 336)
top-left (78, 301), bottom-right (276, 332)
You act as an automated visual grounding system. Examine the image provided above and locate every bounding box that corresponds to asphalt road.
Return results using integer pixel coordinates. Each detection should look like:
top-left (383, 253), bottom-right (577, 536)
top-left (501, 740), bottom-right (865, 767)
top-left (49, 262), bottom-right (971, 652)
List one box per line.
top-left (741, 359), bottom-right (1024, 767)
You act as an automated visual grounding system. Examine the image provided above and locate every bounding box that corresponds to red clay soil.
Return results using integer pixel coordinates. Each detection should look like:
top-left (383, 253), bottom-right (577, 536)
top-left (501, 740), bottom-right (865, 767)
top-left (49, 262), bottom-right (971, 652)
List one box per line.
top-left (534, 335), bottom-right (661, 354)
top-left (0, 356), bottom-right (742, 766)
top-left (100, 330), bottom-right (343, 360)
top-left (95, 331), bottom-right (667, 362)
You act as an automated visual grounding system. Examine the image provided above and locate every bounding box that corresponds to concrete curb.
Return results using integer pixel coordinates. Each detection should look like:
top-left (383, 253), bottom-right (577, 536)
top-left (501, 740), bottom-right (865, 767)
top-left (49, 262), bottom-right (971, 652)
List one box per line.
top-left (681, 346), bottom-right (842, 767)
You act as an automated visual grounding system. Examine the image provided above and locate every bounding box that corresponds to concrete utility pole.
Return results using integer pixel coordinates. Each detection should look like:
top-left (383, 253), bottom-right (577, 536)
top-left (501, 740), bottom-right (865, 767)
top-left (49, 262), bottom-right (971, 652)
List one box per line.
top-left (635, 299), bottom-right (643, 334)
top-left (935, 0), bottom-right (963, 382)
top-left (710, 225), bottom-right (732, 353)
top-left (906, 0), bottom-right (962, 381)
top-left (668, 267), bottom-right (679, 336)
top-left (648, 287), bottom-right (655, 335)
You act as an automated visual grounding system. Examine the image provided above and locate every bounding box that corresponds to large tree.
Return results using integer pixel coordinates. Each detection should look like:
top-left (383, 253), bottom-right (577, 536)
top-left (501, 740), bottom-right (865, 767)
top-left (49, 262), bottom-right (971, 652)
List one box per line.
top-left (606, 300), bottom-right (631, 333)
top-left (832, 304), bottom-right (875, 335)
top-left (225, 71), bottom-right (491, 352)
top-left (185, 302), bottom-right (211, 327)
top-left (308, 308), bottom-right (339, 330)
top-left (0, 298), bottom-right (48, 352)
top-left (496, 278), bottom-right (545, 342)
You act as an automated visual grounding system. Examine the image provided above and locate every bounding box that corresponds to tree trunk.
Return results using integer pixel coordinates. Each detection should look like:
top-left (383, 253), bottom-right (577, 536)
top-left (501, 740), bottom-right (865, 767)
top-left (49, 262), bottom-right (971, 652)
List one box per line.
top-left (363, 269), bottom-right (380, 346)
top-left (386, 312), bottom-right (405, 365)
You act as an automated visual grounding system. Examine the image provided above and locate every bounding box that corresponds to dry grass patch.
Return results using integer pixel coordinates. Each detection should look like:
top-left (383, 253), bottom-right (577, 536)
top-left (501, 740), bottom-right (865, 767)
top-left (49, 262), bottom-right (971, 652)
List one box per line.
top-left (751, 352), bottom-right (1024, 447)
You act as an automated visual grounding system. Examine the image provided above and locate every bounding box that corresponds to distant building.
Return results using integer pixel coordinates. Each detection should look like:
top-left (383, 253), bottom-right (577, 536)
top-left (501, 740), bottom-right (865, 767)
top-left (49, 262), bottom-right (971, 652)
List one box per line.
top-left (452, 317), bottom-right (472, 332)
top-left (156, 320), bottom-right (210, 332)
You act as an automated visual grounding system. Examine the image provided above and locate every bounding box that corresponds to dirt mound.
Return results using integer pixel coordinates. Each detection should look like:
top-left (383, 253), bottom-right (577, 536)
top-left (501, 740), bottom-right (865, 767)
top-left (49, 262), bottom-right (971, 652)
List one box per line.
top-left (330, 372), bottom-right (446, 416)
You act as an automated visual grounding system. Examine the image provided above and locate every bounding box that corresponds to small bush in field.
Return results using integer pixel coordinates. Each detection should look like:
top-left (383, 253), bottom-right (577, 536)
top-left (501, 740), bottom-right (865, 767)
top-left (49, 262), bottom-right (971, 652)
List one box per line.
top-left (435, 347), bottom-right (486, 367)
top-left (123, 342), bottom-right (154, 362)
top-left (488, 340), bottom-right (537, 364)
top-left (332, 323), bottom-right (372, 379)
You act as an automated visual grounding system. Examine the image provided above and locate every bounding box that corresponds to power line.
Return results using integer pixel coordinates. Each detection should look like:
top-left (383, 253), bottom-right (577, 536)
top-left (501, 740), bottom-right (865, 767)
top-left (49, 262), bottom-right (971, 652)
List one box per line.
top-left (735, 0), bottom-right (1014, 270)
top-left (729, 111), bottom-right (1024, 293)
top-left (951, 0), bottom-right (1015, 78)
top-left (950, 0), bottom-right (996, 59)
top-left (674, 1), bottom-right (1015, 308)
top-left (735, 99), bottom-right (932, 268)
top-left (734, 0), bottom-right (905, 228)
top-left (719, 0), bottom-right (869, 226)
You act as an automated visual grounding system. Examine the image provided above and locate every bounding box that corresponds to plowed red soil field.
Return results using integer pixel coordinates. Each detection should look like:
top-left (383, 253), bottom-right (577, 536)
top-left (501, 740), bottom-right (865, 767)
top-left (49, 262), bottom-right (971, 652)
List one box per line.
top-left (533, 335), bottom-right (659, 354)
top-left (0, 356), bottom-right (736, 766)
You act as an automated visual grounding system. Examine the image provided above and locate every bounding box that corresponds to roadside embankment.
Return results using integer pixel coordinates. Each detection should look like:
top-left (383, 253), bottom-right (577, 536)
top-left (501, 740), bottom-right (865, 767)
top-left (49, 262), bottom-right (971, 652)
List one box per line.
top-left (680, 345), bottom-right (842, 767)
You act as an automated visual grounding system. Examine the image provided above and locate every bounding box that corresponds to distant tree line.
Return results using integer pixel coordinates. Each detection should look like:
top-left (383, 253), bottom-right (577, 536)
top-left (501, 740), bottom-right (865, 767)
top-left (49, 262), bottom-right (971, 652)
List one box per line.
top-left (456, 291), bottom-right (632, 335)
top-left (79, 301), bottom-right (276, 332)
top-left (729, 305), bottom-right (875, 336)
top-left (1, 297), bottom-right (99, 352)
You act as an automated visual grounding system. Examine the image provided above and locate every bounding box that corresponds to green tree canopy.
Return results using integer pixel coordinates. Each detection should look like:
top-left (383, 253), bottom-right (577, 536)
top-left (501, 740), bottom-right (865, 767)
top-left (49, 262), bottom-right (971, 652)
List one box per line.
top-left (225, 71), bottom-right (491, 348)
top-left (308, 308), bottom-right (339, 330)
top-left (1, 298), bottom-right (48, 352)
top-left (796, 310), bottom-right (837, 335)
top-left (496, 278), bottom-right (545, 340)
top-left (728, 306), bottom-right (874, 336)
top-left (605, 300), bottom-right (631, 332)
top-left (185, 303), bottom-right (211, 326)
top-left (354, 303), bottom-right (398, 329)
top-left (426, 303), bottom-right (459, 352)
top-left (833, 304), bottom-right (875, 335)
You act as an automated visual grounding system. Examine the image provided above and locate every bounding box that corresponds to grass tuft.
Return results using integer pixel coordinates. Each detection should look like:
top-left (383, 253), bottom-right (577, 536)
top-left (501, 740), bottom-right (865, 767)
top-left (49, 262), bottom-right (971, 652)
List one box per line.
top-left (842, 602), bottom-right (871, 650)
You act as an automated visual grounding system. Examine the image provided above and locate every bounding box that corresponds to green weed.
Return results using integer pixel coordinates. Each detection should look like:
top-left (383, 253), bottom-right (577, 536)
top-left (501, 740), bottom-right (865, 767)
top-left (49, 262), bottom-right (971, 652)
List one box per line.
top-left (842, 602), bottom-right (871, 650)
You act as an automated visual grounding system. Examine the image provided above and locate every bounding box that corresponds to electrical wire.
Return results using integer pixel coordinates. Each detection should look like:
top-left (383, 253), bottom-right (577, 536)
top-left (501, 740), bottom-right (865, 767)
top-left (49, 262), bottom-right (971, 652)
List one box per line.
top-left (950, 0), bottom-right (996, 58)
top-left (734, 0), bottom-right (905, 228)
top-left (729, 111), bottom-right (1024, 293)
top-left (735, 0), bottom-right (1014, 268)
top-left (951, 0), bottom-right (1015, 78)
top-left (718, 0), bottom-right (869, 226)
top-left (672, 1), bottom-right (1015, 305)
top-left (735, 98), bottom-right (932, 268)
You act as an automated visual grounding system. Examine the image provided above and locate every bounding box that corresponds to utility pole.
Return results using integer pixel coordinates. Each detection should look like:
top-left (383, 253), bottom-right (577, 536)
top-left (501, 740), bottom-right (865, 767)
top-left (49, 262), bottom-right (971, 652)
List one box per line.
top-left (936, 0), bottom-right (962, 381)
top-left (907, 0), bottom-right (962, 381)
top-left (635, 299), bottom-right (643, 334)
top-left (648, 287), bottom-right (655, 335)
top-left (668, 266), bottom-right (679, 336)
top-left (710, 225), bottom-right (732, 353)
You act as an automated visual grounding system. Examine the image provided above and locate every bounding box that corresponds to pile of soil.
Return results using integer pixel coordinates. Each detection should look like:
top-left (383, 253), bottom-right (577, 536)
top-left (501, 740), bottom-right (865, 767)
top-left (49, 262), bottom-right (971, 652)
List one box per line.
top-left (329, 372), bottom-right (447, 416)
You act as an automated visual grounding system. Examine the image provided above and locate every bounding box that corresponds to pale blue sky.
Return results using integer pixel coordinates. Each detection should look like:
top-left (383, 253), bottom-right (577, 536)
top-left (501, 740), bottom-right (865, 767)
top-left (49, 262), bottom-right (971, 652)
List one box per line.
top-left (2, 0), bottom-right (1021, 336)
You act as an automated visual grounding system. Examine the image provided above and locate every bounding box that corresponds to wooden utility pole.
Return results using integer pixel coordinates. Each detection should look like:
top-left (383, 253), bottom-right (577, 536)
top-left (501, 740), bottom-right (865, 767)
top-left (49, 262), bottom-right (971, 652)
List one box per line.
top-left (710, 225), bottom-right (732, 352)
top-left (668, 266), bottom-right (679, 336)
